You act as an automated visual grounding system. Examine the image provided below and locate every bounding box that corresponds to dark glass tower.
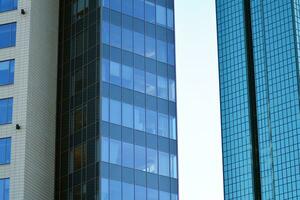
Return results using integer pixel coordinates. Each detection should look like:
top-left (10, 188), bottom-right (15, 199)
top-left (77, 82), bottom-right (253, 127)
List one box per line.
top-left (55, 0), bottom-right (178, 199)
top-left (216, 0), bottom-right (300, 199)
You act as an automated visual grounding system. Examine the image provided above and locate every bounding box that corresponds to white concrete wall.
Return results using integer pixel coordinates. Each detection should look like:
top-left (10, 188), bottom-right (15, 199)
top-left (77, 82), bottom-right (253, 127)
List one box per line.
top-left (0, 0), bottom-right (59, 199)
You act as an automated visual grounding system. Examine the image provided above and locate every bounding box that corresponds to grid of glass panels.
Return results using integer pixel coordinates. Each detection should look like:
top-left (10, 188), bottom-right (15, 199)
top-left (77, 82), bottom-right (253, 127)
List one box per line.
top-left (100, 0), bottom-right (178, 199)
top-left (0, 178), bottom-right (9, 200)
top-left (0, 0), bottom-right (17, 13)
top-left (0, 60), bottom-right (14, 86)
top-left (0, 137), bottom-right (11, 165)
top-left (216, 0), bottom-right (254, 199)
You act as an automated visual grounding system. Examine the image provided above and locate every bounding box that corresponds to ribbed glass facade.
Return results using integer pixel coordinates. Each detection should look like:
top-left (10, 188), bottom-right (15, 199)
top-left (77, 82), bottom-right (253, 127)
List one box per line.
top-left (217, 0), bottom-right (300, 200)
top-left (55, 0), bottom-right (178, 199)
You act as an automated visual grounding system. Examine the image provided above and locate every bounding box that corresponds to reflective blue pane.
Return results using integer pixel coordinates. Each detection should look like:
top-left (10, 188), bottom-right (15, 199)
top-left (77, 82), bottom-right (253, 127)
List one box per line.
top-left (145, 36), bottom-right (156, 59)
top-left (110, 180), bottom-right (121, 200)
top-left (101, 178), bottom-right (109, 200)
top-left (110, 139), bottom-right (121, 165)
top-left (110, 24), bottom-right (121, 48)
top-left (145, 0), bottom-right (155, 23)
top-left (168, 43), bottom-right (175, 65)
top-left (168, 79), bottom-right (176, 102)
top-left (157, 40), bottom-right (167, 63)
top-left (110, 61), bottom-right (121, 86)
top-left (102, 59), bottom-right (110, 82)
top-left (0, 60), bottom-right (10, 85)
top-left (102, 21), bottom-right (110, 45)
top-left (160, 191), bottom-right (170, 200)
top-left (169, 115), bottom-right (177, 140)
top-left (147, 188), bottom-right (158, 200)
top-left (0, 98), bottom-right (13, 125)
top-left (123, 182), bottom-right (134, 200)
top-left (133, 0), bottom-right (144, 19)
top-left (122, 142), bottom-right (134, 168)
top-left (110, 99), bottom-right (121, 125)
top-left (110, 0), bottom-right (121, 11)
top-left (134, 68), bottom-right (145, 93)
top-left (159, 151), bottom-right (169, 176)
top-left (158, 113), bottom-right (169, 138)
top-left (0, 139), bottom-right (5, 164)
top-left (134, 106), bottom-right (145, 131)
top-left (156, 5), bottom-right (166, 26)
top-left (102, 97), bottom-right (109, 122)
top-left (122, 0), bottom-right (133, 16)
top-left (0, 179), bottom-right (9, 200)
top-left (146, 72), bottom-right (156, 96)
top-left (135, 145), bottom-right (146, 171)
top-left (167, 9), bottom-right (174, 29)
top-left (0, 23), bottom-right (16, 49)
top-left (0, 0), bottom-right (18, 12)
top-left (122, 65), bottom-right (133, 89)
top-left (157, 76), bottom-right (168, 99)
top-left (122, 102), bottom-right (133, 128)
top-left (147, 148), bottom-right (158, 173)
top-left (134, 32), bottom-right (144, 55)
top-left (146, 109), bottom-right (157, 134)
top-left (101, 137), bottom-right (109, 162)
top-left (170, 154), bottom-right (177, 178)
top-left (102, 0), bottom-right (109, 7)
top-left (135, 185), bottom-right (146, 200)
top-left (122, 28), bottom-right (133, 52)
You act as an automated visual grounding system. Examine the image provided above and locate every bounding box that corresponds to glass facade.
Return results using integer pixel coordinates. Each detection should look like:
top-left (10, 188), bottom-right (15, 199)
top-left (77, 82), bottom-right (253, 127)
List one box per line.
top-left (0, 178), bottom-right (9, 200)
top-left (56, 0), bottom-right (178, 199)
top-left (217, 1), bottom-right (300, 200)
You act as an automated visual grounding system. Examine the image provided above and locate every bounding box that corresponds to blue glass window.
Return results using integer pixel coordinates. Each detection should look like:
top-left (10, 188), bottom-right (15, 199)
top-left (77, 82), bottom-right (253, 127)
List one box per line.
top-left (102, 20), bottom-right (110, 45)
top-left (147, 148), bottom-right (157, 173)
top-left (157, 40), bottom-right (167, 63)
top-left (168, 43), bottom-right (175, 65)
top-left (122, 65), bottom-right (133, 89)
top-left (133, 0), bottom-right (144, 19)
top-left (135, 185), bottom-right (146, 200)
top-left (148, 188), bottom-right (158, 200)
top-left (102, 59), bottom-right (110, 82)
top-left (0, 138), bottom-right (11, 165)
top-left (122, 102), bottom-right (133, 128)
top-left (170, 154), bottom-right (177, 178)
top-left (157, 76), bottom-right (168, 99)
top-left (110, 139), bottom-right (121, 165)
top-left (156, 5), bottom-right (166, 26)
top-left (145, 0), bottom-right (155, 23)
top-left (0, 178), bottom-right (9, 200)
top-left (134, 106), bottom-right (145, 131)
top-left (110, 99), bottom-right (121, 125)
top-left (122, 16), bottom-right (133, 52)
top-left (101, 178), bottom-right (109, 200)
top-left (110, 180), bottom-right (121, 200)
top-left (159, 151), bottom-right (169, 176)
top-left (167, 8), bottom-right (174, 29)
top-left (168, 79), bottom-right (176, 102)
top-left (123, 182), bottom-right (134, 200)
top-left (171, 194), bottom-right (178, 200)
top-left (146, 109), bottom-right (157, 134)
top-left (110, 14), bottom-right (121, 48)
top-left (0, 0), bottom-right (17, 13)
top-left (146, 72), bottom-right (156, 96)
top-left (135, 145), bottom-right (146, 171)
top-left (110, 61), bottom-right (121, 86)
top-left (102, 97), bottom-right (109, 122)
top-left (134, 68), bottom-right (145, 93)
top-left (110, 0), bottom-right (121, 11)
top-left (122, 142), bottom-right (134, 168)
top-left (0, 60), bottom-right (14, 85)
top-left (0, 23), bottom-right (16, 49)
top-left (160, 191), bottom-right (170, 200)
top-left (145, 36), bottom-right (156, 59)
top-left (169, 115), bottom-right (177, 140)
top-left (122, 0), bottom-right (133, 16)
top-left (133, 19), bottom-right (145, 55)
top-left (158, 113), bottom-right (168, 137)
top-left (0, 98), bottom-right (13, 125)
top-left (101, 137), bottom-right (109, 162)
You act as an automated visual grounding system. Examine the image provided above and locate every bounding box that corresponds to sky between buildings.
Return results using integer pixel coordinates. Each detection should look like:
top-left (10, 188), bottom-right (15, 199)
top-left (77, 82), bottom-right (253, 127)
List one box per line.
top-left (175, 1), bottom-right (224, 199)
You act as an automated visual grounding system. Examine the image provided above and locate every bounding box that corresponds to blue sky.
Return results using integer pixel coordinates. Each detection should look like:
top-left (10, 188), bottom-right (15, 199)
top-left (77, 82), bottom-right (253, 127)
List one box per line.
top-left (175, 1), bottom-right (224, 199)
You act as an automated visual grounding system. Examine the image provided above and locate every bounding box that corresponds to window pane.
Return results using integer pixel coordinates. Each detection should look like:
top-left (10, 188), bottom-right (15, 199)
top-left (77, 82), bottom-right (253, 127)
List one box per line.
top-left (101, 137), bottom-right (109, 162)
top-left (170, 154), bottom-right (177, 178)
top-left (145, 0), bottom-right (155, 23)
top-left (134, 106), bottom-right (145, 131)
top-left (133, 0), bottom-right (144, 19)
top-left (122, 0), bottom-right (133, 16)
top-left (122, 142), bottom-right (134, 168)
top-left (122, 102), bottom-right (133, 128)
top-left (147, 148), bottom-right (157, 173)
top-left (110, 139), bottom-right (121, 165)
top-left (110, 24), bottom-right (121, 48)
top-left (160, 191), bottom-right (170, 200)
top-left (110, 99), bottom-right (121, 125)
top-left (123, 182), bottom-right (134, 200)
top-left (168, 43), bottom-right (175, 65)
top-left (0, 23), bottom-right (16, 49)
top-left (134, 32), bottom-right (144, 55)
top-left (169, 79), bottom-right (176, 102)
top-left (157, 76), bottom-right (168, 99)
top-left (0, 60), bottom-right (14, 85)
top-left (159, 151), bottom-right (169, 176)
top-left (0, 98), bottom-right (13, 125)
top-left (171, 194), bottom-right (178, 200)
top-left (102, 59), bottom-right (110, 82)
top-left (122, 28), bottom-right (133, 52)
top-left (101, 97), bottom-right (109, 122)
top-left (110, 0), bottom-right (121, 11)
top-left (101, 178), bottom-right (109, 200)
top-left (146, 109), bottom-right (157, 134)
top-left (102, 0), bottom-right (109, 7)
top-left (0, 0), bottom-right (18, 12)
top-left (0, 179), bottom-right (9, 200)
top-left (145, 36), bottom-right (156, 59)
top-left (146, 72), bottom-right (156, 96)
top-left (122, 65), bottom-right (133, 89)
top-left (0, 138), bottom-right (11, 164)
top-left (135, 145), bottom-right (146, 171)
top-left (156, 5), bottom-right (166, 26)
top-left (167, 9), bottom-right (174, 29)
top-left (102, 21), bottom-right (110, 44)
top-left (147, 188), bottom-right (158, 200)
top-left (135, 185), bottom-right (146, 200)
top-left (157, 40), bottom-right (167, 63)
top-left (110, 61), bottom-right (121, 86)
top-left (169, 115), bottom-right (177, 140)
top-left (158, 113), bottom-right (169, 138)
top-left (110, 180), bottom-right (121, 200)
top-left (134, 68), bottom-right (145, 93)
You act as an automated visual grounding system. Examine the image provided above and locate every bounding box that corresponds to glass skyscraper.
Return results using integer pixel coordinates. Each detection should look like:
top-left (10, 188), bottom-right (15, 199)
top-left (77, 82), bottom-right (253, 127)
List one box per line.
top-left (55, 0), bottom-right (179, 200)
top-left (216, 0), bottom-right (300, 199)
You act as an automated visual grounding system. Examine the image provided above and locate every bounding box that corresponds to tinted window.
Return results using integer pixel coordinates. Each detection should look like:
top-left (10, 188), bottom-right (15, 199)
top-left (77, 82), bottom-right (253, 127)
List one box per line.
top-left (0, 60), bottom-right (14, 85)
top-left (122, 65), bottom-right (133, 89)
top-left (0, 23), bottom-right (16, 49)
top-left (0, 178), bottom-right (9, 200)
top-left (122, 142), bottom-right (134, 168)
top-left (134, 106), bottom-right (145, 131)
top-left (0, 98), bottom-right (13, 125)
top-left (0, 0), bottom-right (17, 12)
top-left (122, 102), bottom-right (133, 128)
top-left (110, 99), bottom-right (121, 125)
top-left (110, 139), bottom-right (121, 165)
top-left (0, 138), bottom-right (11, 165)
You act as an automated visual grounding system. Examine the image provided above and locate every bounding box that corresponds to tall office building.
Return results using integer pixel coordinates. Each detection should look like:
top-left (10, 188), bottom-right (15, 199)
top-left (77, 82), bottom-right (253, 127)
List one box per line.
top-left (0, 0), bottom-right (178, 200)
top-left (216, 1), bottom-right (300, 199)
top-left (55, 0), bottom-right (178, 200)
